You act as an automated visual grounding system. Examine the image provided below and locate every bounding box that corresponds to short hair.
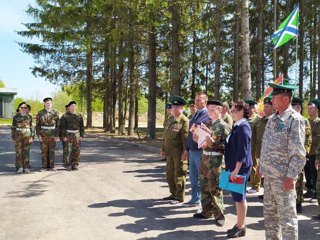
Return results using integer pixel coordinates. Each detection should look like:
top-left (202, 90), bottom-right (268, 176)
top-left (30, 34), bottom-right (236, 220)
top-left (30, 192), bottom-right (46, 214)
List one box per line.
top-left (233, 100), bottom-right (250, 119)
top-left (222, 101), bottom-right (230, 110)
top-left (196, 92), bottom-right (208, 101)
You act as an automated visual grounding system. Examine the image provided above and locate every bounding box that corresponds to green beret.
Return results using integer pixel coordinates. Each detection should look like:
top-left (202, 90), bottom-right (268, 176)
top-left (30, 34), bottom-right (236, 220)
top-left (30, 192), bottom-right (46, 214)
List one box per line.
top-left (169, 95), bottom-right (187, 106)
top-left (43, 97), bottom-right (52, 102)
top-left (269, 78), bottom-right (298, 96)
top-left (263, 97), bottom-right (272, 105)
top-left (188, 99), bottom-right (195, 105)
top-left (308, 99), bottom-right (320, 110)
top-left (245, 99), bottom-right (257, 106)
top-left (207, 100), bottom-right (223, 106)
top-left (165, 102), bottom-right (172, 109)
top-left (292, 97), bottom-right (303, 106)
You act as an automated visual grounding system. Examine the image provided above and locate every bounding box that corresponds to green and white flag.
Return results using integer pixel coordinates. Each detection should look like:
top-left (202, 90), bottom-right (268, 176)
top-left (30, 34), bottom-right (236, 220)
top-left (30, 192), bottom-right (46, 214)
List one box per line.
top-left (272, 4), bottom-right (299, 49)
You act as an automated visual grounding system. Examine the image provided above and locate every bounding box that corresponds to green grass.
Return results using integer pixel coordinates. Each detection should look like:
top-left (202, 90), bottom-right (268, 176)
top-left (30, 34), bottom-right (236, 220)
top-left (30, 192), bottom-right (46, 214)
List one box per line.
top-left (0, 118), bottom-right (12, 124)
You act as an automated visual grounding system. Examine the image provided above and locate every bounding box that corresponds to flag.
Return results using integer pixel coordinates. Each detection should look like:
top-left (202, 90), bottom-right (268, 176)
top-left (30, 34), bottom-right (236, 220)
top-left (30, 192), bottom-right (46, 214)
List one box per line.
top-left (272, 4), bottom-right (299, 49)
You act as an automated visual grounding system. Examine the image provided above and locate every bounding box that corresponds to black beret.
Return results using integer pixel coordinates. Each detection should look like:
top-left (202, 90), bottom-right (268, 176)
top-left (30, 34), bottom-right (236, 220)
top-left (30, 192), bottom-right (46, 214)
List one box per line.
top-left (263, 97), bottom-right (272, 105)
top-left (166, 102), bottom-right (172, 109)
top-left (68, 101), bottom-right (77, 106)
top-left (292, 97), bottom-right (303, 106)
top-left (245, 99), bottom-right (257, 106)
top-left (207, 100), bottom-right (223, 107)
top-left (308, 99), bottom-right (320, 110)
top-left (43, 97), bottom-right (52, 102)
top-left (188, 99), bottom-right (195, 105)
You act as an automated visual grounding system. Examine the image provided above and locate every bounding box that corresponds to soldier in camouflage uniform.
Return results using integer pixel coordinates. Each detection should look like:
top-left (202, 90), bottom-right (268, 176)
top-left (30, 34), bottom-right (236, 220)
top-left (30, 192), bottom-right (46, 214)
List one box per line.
top-left (292, 97), bottom-right (312, 213)
top-left (221, 101), bottom-right (233, 128)
top-left (260, 80), bottom-right (306, 240)
top-left (193, 100), bottom-right (230, 227)
top-left (161, 96), bottom-right (189, 203)
top-left (245, 99), bottom-right (261, 193)
top-left (60, 103), bottom-right (70, 167)
top-left (60, 101), bottom-right (84, 171)
top-left (11, 102), bottom-right (35, 173)
top-left (304, 99), bottom-right (320, 199)
top-left (36, 97), bottom-right (60, 171)
top-left (252, 97), bottom-right (273, 195)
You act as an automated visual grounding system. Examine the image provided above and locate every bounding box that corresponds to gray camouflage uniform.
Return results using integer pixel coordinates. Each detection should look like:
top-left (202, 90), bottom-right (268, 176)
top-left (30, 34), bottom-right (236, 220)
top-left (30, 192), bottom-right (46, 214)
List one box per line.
top-left (260, 106), bottom-right (306, 240)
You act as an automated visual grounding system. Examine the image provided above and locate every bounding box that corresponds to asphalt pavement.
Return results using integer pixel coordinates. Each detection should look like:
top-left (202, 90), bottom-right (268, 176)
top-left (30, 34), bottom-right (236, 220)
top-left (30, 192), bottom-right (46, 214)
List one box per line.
top-left (0, 125), bottom-right (319, 240)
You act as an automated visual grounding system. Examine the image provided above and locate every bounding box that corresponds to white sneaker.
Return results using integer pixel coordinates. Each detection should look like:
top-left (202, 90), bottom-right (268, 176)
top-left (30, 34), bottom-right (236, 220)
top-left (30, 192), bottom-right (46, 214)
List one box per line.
top-left (17, 168), bottom-right (23, 173)
top-left (24, 168), bottom-right (30, 173)
top-left (247, 188), bottom-right (258, 194)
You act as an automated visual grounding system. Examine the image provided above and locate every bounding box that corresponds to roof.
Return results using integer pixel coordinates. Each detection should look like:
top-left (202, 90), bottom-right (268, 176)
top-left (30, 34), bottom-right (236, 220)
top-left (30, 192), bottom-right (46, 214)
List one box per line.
top-left (0, 88), bottom-right (17, 95)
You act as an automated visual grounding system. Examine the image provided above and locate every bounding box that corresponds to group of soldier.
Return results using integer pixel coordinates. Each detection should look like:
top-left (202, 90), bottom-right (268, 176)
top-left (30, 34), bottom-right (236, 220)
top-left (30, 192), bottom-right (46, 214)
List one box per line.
top-left (11, 97), bottom-right (85, 173)
top-left (160, 80), bottom-right (320, 239)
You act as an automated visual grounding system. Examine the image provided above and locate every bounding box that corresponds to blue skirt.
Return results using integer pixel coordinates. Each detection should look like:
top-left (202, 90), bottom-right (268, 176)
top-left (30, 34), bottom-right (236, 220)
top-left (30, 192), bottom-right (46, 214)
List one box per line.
top-left (230, 166), bottom-right (252, 202)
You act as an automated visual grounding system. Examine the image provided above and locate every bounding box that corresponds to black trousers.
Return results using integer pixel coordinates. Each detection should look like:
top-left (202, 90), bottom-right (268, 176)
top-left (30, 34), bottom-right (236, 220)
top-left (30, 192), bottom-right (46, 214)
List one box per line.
top-left (304, 155), bottom-right (317, 191)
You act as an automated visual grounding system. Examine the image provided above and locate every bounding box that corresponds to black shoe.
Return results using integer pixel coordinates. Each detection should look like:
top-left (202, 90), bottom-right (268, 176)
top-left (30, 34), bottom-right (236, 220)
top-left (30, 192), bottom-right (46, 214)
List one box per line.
top-left (227, 224), bottom-right (237, 234)
top-left (193, 212), bottom-right (213, 219)
top-left (303, 190), bottom-right (314, 198)
top-left (160, 158), bottom-right (166, 162)
top-left (296, 203), bottom-right (302, 214)
top-left (215, 218), bottom-right (225, 227)
top-left (162, 195), bottom-right (176, 200)
top-left (312, 213), bottom-right (320, 220)
top-left (170, 199), bottom-right (183, 205)
top-left (258, 195), bottom-right (264, 200)
top-left (72, 166), bottom-right (79, 171)
top-left (227, 226), bottom-right (246, 238)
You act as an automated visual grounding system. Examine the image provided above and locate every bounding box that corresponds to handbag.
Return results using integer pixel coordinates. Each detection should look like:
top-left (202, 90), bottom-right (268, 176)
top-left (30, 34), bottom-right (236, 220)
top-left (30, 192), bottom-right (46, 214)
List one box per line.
top-left (219, 170), bottom-right (246, 195)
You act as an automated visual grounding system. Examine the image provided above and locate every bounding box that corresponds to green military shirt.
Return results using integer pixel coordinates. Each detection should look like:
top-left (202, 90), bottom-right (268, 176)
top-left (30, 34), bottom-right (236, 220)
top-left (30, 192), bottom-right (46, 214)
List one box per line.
top-left (203, 118), bottom-right (231, 154)
top-left (248, 113), bottom-right (260, 160)
top-left (11, 113), bottom-right (34, 139)
top-left (163, 115), bottom-right (174, 131)
top-left (309, 116), bottom-right (320, 155)
top-left (162, 113), bottom-right (189, 155)
top-left (222, 113), bottom-right (233, 129)
top-left (36, 109), bottom-right (60, 138)
top-left (254, 116), bottom-right (269, 159)
top-left (60, 112), bottom-right (85, 138)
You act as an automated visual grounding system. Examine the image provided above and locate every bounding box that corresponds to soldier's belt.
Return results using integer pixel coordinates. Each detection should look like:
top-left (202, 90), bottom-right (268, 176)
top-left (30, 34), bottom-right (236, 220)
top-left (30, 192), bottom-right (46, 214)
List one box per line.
top-left (41, 126), bottom-right (56, 130)
top-left (67, 130), bottom-right (79, 133)
top-left (16, 128), bottom-right (31, 131)
top-left (203, 150), bottom-right (221, 156)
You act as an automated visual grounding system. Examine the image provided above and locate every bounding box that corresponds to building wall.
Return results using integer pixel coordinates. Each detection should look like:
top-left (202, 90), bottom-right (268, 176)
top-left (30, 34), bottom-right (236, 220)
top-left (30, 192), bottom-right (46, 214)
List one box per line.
top-left (0, 94), bottom-right (15, 119)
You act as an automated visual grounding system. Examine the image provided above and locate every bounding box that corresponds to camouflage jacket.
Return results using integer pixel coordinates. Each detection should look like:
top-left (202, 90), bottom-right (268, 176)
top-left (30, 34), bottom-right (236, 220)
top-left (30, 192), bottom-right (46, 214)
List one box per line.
top-left (162, 113), bottom-right (189, 155)
top-left (60, 112), bottom-right (85, 138)
top-left (203, 118), bottom-right (231, 154)
top-left (260, 106), bottom-right (306, 179)
top-left (11, 113), bottom-right (34, 139)
top-left (308, 116), bottom-right (320, 155)
top-left (304, 117), bottom-right (312, 155)
top-left (36, 109), bottom-right (60, 138)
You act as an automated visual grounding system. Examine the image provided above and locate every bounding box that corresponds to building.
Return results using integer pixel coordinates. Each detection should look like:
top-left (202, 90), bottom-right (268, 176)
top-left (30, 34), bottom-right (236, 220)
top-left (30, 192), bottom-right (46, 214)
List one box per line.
top-left (0, 88), bottom-right (17, 119)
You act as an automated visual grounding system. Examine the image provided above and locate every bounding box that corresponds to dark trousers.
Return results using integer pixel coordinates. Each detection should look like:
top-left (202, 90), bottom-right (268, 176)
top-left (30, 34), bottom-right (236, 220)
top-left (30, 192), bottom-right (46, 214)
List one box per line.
top-left (304, 155), bottom-right (317, 191)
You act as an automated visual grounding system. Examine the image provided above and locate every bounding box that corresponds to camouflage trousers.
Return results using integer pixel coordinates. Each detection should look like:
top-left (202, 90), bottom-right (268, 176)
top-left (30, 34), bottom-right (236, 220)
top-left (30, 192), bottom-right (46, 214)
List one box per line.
top-left (295, 172), bottom-right (304, 204)
top-left (166, 153), bottom-right (188, 202)
top-left (15, 136), bottom-right (31, 169)
top-left (199, 155), bottom-right (224, 219)
top-left (40, 137), bottom-right (56, 168)
top-left (264, 177), bottom-right (298, 240)
top-left (249, 157), bottom-right (261, 191)
top-left (62, 140), bottom-right (68, 165)
top-left (65, 134), bottom-right (81, 167)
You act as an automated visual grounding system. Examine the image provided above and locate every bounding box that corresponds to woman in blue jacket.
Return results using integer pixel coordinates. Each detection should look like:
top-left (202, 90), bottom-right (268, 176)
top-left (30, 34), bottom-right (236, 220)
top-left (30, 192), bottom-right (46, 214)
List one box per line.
top-left (224, 100), bottom-right (253, 238)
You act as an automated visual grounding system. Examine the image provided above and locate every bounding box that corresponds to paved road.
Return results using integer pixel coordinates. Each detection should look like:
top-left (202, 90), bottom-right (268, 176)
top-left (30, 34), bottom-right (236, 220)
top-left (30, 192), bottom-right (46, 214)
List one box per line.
top-left (0, 126), bottom-right (319, 240)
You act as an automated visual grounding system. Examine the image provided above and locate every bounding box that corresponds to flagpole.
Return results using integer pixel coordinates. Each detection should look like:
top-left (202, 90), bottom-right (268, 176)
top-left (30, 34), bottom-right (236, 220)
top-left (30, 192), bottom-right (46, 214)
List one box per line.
top-left (295, 3), bottom-right (299, 87)
top-left (273, 0), bottom-right (277, 79)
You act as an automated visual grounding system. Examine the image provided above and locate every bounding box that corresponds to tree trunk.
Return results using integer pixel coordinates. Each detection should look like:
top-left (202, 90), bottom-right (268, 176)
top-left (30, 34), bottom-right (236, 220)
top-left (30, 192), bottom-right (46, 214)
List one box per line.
top-left (233, 3), bottom-right (240, 101)
top-left (118, 41), bottom-right (125, 135)
top-left (128, 40), bottom-right (135, 136)
top-left (214, 0), bottom-right (222, 100)
top-left (240, 0), bottom-right (252, 99)
top-left (147, 26), bottom-right (157, 139)
top-left (170, 0), bottom-right (180, 95)
top-left (256, 0), bottom-right (264, 99)
top-left (103, 40), bottom-right (111, 131)
top-left (298, 0), bottom-right (304, 98)
top-left (85, 41), bottom-right (93, 128)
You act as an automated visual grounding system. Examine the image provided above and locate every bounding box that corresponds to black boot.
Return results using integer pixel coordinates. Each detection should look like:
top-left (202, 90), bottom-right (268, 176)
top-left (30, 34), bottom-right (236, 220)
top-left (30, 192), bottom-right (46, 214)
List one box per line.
top-left (296, 202), bottom-right (302, 214)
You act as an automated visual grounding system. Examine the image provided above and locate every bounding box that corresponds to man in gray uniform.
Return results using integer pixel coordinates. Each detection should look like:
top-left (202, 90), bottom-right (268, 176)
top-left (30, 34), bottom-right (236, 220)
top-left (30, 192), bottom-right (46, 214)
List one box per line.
top-left (260, 80), bottom-right (306, 240)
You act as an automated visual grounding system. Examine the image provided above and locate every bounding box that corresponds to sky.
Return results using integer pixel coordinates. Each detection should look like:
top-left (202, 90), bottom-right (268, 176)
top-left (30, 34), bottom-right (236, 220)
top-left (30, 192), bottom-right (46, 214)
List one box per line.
top-left (0, 0), bottom-right (58, 100)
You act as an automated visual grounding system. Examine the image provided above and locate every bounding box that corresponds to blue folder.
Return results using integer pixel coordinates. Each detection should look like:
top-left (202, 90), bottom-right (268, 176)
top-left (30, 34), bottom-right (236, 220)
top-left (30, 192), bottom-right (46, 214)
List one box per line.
top-left (219, 170), bottom-right (246, 195)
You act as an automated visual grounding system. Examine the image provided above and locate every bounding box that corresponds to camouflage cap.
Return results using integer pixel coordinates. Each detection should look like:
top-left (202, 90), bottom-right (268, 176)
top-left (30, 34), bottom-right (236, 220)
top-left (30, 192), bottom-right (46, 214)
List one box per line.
top-left (169, 95), bottom-right (187, 106)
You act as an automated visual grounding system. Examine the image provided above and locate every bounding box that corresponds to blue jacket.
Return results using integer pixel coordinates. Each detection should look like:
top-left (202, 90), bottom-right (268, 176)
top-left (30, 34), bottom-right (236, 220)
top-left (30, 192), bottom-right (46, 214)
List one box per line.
top-left (185, 108), bottom-right (210, 151)
top-left (225, 120), bottom-right (253, 171)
